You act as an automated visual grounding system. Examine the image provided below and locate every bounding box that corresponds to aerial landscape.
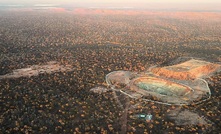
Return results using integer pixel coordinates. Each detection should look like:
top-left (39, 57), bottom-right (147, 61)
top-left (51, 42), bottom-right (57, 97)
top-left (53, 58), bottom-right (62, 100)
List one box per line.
top-left (0, 0), bottom-right (221, 133)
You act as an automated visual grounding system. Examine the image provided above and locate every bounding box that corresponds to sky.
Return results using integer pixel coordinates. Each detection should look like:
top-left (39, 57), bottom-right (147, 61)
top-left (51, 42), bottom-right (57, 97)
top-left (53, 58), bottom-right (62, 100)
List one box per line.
top-left (1, 0), bottom-right (221, 5)
top-left (0, 0), bottom-right (221, 11)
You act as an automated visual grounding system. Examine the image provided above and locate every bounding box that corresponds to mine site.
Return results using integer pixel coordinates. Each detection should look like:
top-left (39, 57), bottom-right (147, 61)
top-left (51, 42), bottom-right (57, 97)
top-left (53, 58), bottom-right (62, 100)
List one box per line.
top-left (1, 3), bottom-right (221, 134)
top-left (105, 58), bottom-right (221, 106)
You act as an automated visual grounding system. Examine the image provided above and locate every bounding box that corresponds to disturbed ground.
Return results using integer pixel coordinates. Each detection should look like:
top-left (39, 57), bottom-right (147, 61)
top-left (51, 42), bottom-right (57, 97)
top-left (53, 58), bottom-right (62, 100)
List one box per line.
top-left (105, 58), bottom-right (219, 106)
top-left (151, 59), bottom-right (221, 80)
top-left (0, 61), bottom-right (73, 79)
top-left (101, 58), bottom-right (217, 132)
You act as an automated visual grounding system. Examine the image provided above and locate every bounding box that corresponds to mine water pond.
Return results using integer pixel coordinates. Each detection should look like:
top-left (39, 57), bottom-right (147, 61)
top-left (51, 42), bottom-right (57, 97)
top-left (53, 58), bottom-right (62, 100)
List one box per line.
top-left (133, 77), bottom-right (192, 96)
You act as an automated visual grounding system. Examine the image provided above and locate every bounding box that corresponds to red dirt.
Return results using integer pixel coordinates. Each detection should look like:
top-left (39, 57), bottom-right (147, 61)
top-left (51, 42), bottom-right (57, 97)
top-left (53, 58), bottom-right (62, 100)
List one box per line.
top-left (151, 59), bottom-right (221, 80)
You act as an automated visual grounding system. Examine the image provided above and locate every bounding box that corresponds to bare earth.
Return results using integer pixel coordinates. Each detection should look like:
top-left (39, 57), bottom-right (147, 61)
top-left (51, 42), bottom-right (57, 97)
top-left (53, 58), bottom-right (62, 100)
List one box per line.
top-left (0, 61), bottom-right (73, 79)
top-left (151, 59), bottom-right (221, 80)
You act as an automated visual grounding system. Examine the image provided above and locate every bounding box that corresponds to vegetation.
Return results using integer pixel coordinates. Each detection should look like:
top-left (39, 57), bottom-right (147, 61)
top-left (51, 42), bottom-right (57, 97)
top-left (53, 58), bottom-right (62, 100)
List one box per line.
top-left (0, 11), bottom-right (221, 133)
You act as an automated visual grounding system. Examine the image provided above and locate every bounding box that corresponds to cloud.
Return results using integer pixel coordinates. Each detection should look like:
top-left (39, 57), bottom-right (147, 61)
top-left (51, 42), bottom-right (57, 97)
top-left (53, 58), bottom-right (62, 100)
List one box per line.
top-left (34, 4), bottom-right (59, 7)
top-left (0, 4), bottom-right (24, 7)
top-left (89, 7), bottom-right (134, 9)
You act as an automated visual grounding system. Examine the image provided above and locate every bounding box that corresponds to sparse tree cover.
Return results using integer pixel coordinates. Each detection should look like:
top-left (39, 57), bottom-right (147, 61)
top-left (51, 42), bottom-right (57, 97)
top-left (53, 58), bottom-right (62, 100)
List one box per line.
top-left (0, 11), bottom-right (221, 133)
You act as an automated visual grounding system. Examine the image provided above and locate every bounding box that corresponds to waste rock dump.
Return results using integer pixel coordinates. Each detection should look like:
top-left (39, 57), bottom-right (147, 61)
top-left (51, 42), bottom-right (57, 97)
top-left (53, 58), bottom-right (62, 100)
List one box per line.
top-left (151, 59), bottom-right (221, 80)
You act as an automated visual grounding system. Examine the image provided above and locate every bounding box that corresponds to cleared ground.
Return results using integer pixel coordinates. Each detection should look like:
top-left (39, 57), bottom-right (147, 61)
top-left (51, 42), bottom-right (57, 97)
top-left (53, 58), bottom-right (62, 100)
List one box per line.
top-left (0, 61), bottom-right (73, 79)
top-left (151, 59), bottom-right (221, 80)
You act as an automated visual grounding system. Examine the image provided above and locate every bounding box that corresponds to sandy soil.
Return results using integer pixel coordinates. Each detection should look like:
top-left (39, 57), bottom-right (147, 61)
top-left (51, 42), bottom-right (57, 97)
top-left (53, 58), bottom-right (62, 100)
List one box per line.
top-left (0, 61), bottom-right (73, 79)
top-left (151, 59), bottom-right (221, 80)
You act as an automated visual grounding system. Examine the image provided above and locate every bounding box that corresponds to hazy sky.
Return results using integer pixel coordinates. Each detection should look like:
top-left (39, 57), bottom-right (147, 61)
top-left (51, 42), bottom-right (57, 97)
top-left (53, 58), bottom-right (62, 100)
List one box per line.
top-left (1, 0), bottom-right (221, 5)
top-left (1, 0), bottom-right (221, 11)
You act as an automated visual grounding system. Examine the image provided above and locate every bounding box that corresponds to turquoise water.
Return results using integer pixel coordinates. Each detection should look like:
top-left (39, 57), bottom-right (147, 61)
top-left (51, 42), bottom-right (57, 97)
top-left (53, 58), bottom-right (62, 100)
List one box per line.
top-left (137, 82), bottom-right (175, 96)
